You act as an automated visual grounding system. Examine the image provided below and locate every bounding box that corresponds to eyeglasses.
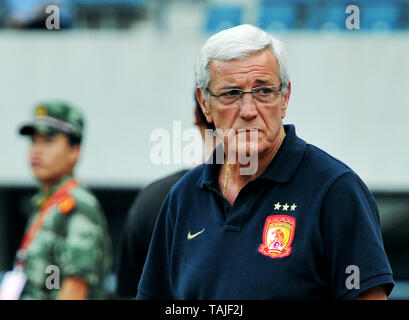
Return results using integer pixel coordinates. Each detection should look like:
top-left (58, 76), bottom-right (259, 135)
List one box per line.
top-left (208, 85), bottom-right (282, 105)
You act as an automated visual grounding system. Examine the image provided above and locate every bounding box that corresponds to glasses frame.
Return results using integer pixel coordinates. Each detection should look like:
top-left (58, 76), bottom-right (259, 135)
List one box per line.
top-left (207, 85), bottom-right (283, 105)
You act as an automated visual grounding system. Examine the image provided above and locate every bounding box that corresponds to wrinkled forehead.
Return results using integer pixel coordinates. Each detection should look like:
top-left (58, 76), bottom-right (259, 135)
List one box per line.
top-left (208, 49), bottom-right (281, 87)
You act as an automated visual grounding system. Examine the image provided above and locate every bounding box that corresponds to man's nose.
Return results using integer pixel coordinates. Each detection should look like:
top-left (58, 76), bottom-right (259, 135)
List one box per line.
top-left (30, 141), bottom-right (43, 155)
top-left (239, 93), bottom-right (258, 120)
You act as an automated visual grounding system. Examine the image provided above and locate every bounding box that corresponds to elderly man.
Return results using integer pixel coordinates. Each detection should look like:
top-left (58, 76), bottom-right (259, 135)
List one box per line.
top-left (137, 24), bottom-right (394, 300)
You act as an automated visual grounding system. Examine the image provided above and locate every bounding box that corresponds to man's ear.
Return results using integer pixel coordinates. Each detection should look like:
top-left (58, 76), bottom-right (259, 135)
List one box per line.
top-left (281, 81), bottom-right (291, 119)
top-left (196, 87), bottom-right (213, 125)
top-left (68, 144), bottom-right (80, 167)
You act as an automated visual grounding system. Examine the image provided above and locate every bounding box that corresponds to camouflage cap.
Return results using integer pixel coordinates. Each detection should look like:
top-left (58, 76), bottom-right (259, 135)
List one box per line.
top-left (19, 102), bottom-right (84, 141)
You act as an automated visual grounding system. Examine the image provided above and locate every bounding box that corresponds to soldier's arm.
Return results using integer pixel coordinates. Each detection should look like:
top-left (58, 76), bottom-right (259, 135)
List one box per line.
top-left (57, 277), bottom-right (88, 300)
top-left (57, 206), bottom-right (106, 298)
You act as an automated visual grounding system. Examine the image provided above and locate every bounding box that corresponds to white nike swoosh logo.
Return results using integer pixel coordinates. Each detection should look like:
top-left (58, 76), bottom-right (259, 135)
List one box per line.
top-left (187, 228), bottom-right (206, 240)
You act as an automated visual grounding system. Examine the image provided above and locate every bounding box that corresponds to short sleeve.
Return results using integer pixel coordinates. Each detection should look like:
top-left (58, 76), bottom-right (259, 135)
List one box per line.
top-left (320, 172), bottom-right (394, 300)
top-left (137, 193), bottom-right (174, 300)
top-left (57, 211), bottom-right (105, 286)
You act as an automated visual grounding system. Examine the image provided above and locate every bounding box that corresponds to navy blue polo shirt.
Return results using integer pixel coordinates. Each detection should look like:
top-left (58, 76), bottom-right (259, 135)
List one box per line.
top-left (137, 124), bottom-right (394, 300)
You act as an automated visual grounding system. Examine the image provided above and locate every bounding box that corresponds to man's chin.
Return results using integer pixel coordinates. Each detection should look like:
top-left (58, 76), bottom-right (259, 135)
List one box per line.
top-left (231, 144), bottom-right (260, 163)
top-left (238, 145), bottom-right (259, 155)
top-left (32, 170), bottom-right (54, 184)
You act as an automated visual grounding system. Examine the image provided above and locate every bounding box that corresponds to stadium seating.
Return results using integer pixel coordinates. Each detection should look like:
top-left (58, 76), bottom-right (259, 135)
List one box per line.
top-left (258, 2), bottom-right (298, 31)
top-left (73, 0), bottom-right (147, 29)
top-left (304, 0), bottom-right (405, 31)
top-left (303, 0), bottom-right (359, 31)
top-left (360, 3), bottom-right (401, 30)
top-left (4, 0), bottom-right (74, 28)
top-left (74, 0), bottom-right (146, 5)
top-left (0, 2), bottom-right (3, 27)
top-left (2, 0), bottom-right (407, 32)
top-left (204, 4), bottom-right (243, 34)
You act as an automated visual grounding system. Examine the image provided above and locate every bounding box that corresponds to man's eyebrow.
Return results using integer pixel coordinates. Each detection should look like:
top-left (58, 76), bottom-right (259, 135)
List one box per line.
top-left (217, 86), bottom-right (241, 91)
top-left (254, 79), bottom-right (270, 85)
top-left (215, 79), bottom-right (275, 91)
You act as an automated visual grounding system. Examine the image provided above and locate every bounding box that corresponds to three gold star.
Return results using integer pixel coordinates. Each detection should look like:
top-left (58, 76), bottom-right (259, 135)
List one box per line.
top-left (274, 202), bottom-right (297, 212)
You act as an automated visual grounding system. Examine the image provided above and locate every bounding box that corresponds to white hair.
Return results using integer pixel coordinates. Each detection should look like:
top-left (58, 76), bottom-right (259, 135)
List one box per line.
top-left (195, 24), bottom-right (290, 101)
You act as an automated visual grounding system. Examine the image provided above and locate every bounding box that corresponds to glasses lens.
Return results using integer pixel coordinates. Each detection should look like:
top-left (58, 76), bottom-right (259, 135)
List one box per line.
top-left (219, 89), bottom-right (241, 104)
top-left (254, 87), bottom-right (277, 103)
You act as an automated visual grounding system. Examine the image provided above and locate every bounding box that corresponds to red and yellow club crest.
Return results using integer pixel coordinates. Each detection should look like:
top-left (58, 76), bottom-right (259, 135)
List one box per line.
top-left (258, 215), bottom-right (296, 259)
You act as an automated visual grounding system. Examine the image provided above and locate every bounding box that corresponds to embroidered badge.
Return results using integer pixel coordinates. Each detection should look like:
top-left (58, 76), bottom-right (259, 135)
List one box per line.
top-left (35, 106), bottom-right (47, 117)
top-left (58, 197), bottom-right (76, 215)
top-left (258, 215), bottom-right (296, 259)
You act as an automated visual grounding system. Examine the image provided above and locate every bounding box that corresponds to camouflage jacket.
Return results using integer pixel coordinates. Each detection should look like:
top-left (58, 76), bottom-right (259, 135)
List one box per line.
top-left (17, 175), bottom-right (112, 300)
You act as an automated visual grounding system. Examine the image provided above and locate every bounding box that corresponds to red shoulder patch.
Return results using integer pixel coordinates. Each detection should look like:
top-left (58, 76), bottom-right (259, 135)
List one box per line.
top-left (58, 196), bottom-right (76, 215)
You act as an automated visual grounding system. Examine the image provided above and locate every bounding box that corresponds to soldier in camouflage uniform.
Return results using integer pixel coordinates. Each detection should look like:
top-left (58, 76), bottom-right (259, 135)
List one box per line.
top-left (15, 102), bottom-right (112, 300)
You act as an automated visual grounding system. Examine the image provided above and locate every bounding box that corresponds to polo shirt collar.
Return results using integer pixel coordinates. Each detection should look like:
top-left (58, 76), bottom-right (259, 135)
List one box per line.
top-left (197, 124), bottom-right (306, 189)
